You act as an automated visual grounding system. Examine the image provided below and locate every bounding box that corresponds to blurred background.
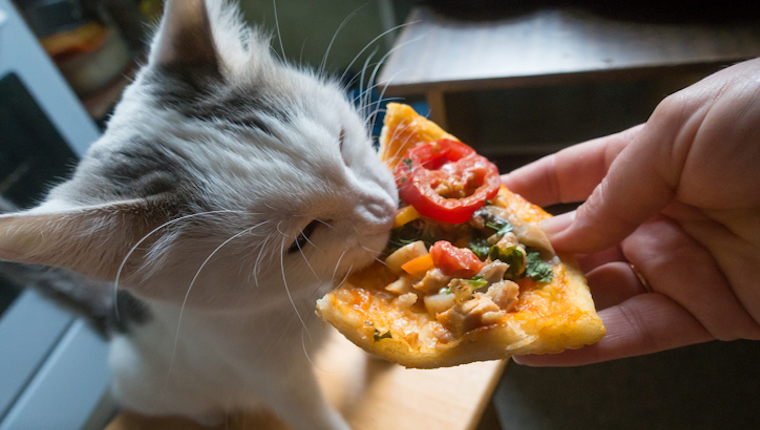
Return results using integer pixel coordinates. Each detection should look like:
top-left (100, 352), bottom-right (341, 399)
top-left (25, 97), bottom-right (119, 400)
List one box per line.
top-left (2, 1), bottom-right (760, 429)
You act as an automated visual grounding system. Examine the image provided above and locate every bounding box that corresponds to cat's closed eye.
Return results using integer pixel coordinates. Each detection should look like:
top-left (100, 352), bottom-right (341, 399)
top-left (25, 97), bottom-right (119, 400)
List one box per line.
top-left (287, 219), bottom-right (321, 254)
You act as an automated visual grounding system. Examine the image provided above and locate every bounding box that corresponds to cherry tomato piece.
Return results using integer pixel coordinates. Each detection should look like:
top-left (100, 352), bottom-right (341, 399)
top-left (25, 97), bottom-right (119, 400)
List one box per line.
top-left (429, 241), bottom-right (484, 278)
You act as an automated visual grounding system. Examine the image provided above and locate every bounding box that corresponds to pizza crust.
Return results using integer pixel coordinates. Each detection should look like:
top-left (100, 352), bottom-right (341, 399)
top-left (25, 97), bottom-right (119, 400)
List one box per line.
top-left (316, 103), bottom-right (605, 368)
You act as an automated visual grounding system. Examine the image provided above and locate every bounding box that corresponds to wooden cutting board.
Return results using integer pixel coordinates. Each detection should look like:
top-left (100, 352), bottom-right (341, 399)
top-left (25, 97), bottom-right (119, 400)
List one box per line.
top-left (105, 326), bottom-right (507, 430)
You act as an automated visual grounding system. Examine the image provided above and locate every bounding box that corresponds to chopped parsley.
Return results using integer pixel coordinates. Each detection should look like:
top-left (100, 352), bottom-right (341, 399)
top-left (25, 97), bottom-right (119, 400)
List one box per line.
top-left (401, 158), bottom-right (413, 171)
top-left (526, 252), bottom-right (553, 283)
top-left (385, 221), bottom-right (436, 255)
top-left (485, 218), bottom-right (513, 238)
top-left (469, 237), bottom-right (491, 258)
top-left (489, 245), bottom-right (526, 280)
top-left (373, 329), bottom-right (392, 341)
top-left (465, 276), bottom-right (488, 290)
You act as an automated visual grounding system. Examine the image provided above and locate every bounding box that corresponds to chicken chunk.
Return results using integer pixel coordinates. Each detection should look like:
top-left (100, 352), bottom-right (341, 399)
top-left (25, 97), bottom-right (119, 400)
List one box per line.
top-left (476, 261), bottom-right (509, 284)
top-left (484, 280), bottom-right (519, 311)
top-left (413, 268), bottom-right (451, 294)
top-left (436, 294), bottom-right (506, 337)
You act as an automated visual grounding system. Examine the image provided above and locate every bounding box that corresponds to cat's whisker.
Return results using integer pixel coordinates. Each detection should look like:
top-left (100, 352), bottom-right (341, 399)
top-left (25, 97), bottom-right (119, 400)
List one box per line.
top-left (272, 0), bottom-right (285, 59)
top-left (373, 256), bottom-right (389, 267)
top-left (298, 38), bottom-right (308, 68)
top-left (339, 21), bottom-right (420, 86)
top-left (331, 249), bottom-right (349, 286)
top-left (394, 130), bottom-right (420, 160)
top-left (279, 237), bottom-right (312, 341)
top-left (354, 61), bottom-right (391, 119)
top-left (320, 4), bottom-right (367, 74)
top-left (252, 230), bottom-right (276, 289)
top-left (357, 49), bottom-right (378, 119)
top-left (386, 121), bottom-right (419, 162)
top-left (366, 72), bottom-right (407, 131)
top-left (301, 327), bottom-right (317, 367)
top-left (113, 209), bottom-right (253, 322)
top-left (334, 264), bottom-right (354, 290)
top-left (313, 218), bottom-right (334, 230)
top-left (362, 32), bottom-right (429, 122)
top-left (357, 242), bottom-right (381, 256)
top-left (295, 226), bottom-right (321, 282)
top-left (166, 222), bottom-right (266, 385)
top-left (275, 219), bottom-right (288, 237)
top-left (388, 118), bottom-right (412, 144)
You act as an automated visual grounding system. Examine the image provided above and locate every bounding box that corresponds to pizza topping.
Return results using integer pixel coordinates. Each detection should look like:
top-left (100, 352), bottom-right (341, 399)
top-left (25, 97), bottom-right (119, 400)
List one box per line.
top-left (474, 204), bottom-right (555, 254)
top-left (373, 329), bottom-right (393, 341)
top-left (385, 240), bottom-right (428, 274)
top-left (394, 205), bottom-right (421, 228)
top-left (395, 139), bottom-right (501, 224)
top-left (511, 221), bottom-right (554, 254)
top-left (489, 245), bottom-right (527, 280)
top-left (436, 294), bottom-right (506, 337)
top-left (412, 268), bottom-right (450, 294)
top-left (429, 241), bottom-right (484, 278)
top-left (401, 253), bottom-right (435, 277)
top-left (394, 292), bottom-right (419, 309)
top-left (380, 153), bottom-right (558, 340)
top-left (385, 276), bottom-right (414, 295)
top-left (526, 252), bottom-right (555, 283)
top-left (471, 207), bottom-right (513, 241)
top-left (423, 292), bottom-right (458, 315)
top-left (484, 280), bottom-right (520, 310)
top-left (378, 204), bottom-right (557, 339)
top-left (448, 279), bottom-right (476, 304)
top-left (475, 261), bottom-right (509, 284)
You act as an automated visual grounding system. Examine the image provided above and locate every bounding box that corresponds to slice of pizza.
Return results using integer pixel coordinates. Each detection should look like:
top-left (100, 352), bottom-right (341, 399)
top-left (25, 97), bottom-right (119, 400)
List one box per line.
top-left (316, 103), bottom-right (605, 368)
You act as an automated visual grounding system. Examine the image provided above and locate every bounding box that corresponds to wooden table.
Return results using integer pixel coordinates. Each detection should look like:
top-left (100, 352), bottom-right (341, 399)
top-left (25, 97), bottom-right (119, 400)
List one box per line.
top-left (378, 6), bottom-right (760, 142)
top-left (105, 327), bottom-right (506, 430)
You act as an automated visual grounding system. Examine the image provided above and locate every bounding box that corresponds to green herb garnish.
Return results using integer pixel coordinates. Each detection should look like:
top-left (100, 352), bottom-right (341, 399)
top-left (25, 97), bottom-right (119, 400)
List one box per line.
top-left (485, 218), bottom-right (513, 238)
top-left (526, 252), bottom-right (553, 283)
top-left (373, 329), bottom-right (392, 341)
top-left (489, 245), bottom-right (526, 280)
top-left (384, 221), bottom-right (436, 255)
top-left (401, 158), bottom-right (413, 171)
top-left (465, 276), bottom-right (488, 290)
top-left (469, 237), bottom-right (491, 258)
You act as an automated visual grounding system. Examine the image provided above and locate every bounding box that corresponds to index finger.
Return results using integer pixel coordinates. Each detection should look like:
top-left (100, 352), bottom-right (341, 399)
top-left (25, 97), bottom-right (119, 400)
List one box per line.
top-left (512, 293), bottom-right (714, 366)
top-left (500, 124), bottom-right (643, 207)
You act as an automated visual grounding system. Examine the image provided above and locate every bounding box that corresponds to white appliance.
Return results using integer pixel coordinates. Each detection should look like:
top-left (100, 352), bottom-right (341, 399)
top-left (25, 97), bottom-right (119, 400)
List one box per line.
top-left (0, 1), bottom-right (115, 429)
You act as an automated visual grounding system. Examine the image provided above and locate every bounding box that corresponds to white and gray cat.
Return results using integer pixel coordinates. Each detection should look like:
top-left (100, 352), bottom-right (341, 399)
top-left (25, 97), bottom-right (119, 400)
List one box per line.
top-left (0, 0), bottom-right (397, 428)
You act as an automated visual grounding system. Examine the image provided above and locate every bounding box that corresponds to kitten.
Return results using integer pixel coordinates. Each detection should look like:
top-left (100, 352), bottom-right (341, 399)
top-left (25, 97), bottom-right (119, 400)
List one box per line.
top-left (0, 0), bottom-right (397, 429)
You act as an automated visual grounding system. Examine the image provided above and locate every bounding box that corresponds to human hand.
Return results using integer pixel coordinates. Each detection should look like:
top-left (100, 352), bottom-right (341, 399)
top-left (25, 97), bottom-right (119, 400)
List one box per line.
top-left (501, 58), bottom-right (760, 366)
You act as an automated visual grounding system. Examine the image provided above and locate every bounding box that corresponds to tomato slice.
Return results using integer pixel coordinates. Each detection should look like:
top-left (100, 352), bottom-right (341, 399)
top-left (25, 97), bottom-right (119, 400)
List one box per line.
top-left (395, 139), bottom-right (500, 224)
top-left (429, 241), bottom-right (484, 278)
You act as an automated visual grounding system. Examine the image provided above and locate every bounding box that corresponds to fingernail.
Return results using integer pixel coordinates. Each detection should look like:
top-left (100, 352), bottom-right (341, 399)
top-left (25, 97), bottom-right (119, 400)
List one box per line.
top-left (539, 211), bottom-right (575, 237)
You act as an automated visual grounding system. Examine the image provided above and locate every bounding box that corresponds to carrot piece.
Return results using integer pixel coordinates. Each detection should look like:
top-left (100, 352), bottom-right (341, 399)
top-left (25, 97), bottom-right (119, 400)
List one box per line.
top-left (401, 253), bottom-right (435, 276)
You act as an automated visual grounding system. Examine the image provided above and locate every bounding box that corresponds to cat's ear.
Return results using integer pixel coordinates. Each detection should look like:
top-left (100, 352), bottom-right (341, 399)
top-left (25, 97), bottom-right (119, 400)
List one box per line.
top-left (150, 0), bottom-right (219, 71)
top-left (0, 200), bottom-right (158, 281)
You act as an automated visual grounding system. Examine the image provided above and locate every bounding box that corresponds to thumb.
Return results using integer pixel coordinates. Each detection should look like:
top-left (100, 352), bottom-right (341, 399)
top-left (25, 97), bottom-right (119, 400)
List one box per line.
top-left (540, 122), bottom-right (679, 254)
